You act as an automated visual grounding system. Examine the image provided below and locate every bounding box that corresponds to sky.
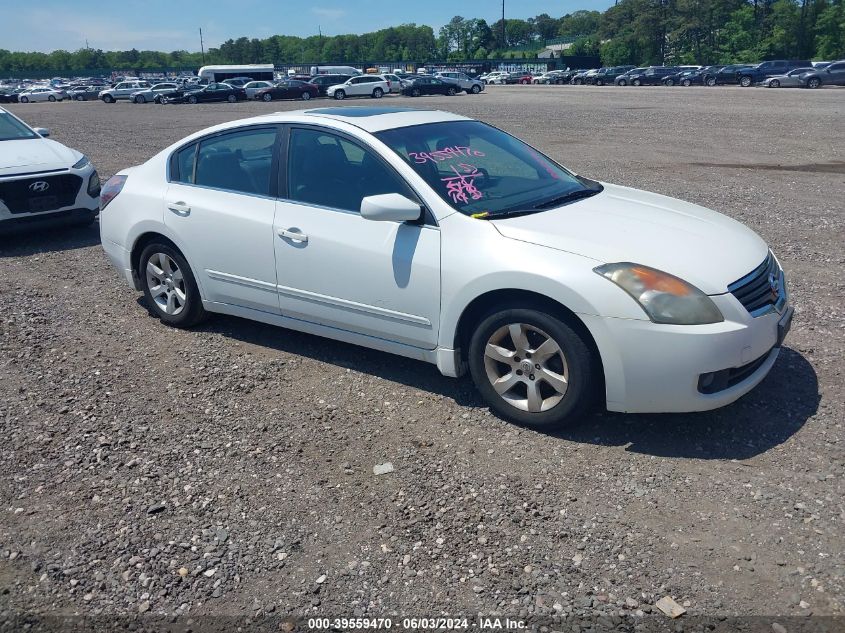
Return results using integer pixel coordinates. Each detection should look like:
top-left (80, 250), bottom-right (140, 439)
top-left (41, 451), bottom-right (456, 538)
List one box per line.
top-left (0, 0), bottom-right (614, 54)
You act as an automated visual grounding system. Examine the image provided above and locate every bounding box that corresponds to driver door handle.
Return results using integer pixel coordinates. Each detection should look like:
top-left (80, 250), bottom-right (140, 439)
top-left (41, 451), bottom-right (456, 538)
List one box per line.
top-left (167, 201), bottom-right (191, 217)
top-left (277, 228), bottom-right (308, 243)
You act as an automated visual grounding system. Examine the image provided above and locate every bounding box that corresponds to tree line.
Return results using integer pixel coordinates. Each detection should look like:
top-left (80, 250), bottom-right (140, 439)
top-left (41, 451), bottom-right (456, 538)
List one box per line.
top-left (1, 0), bottom-right (843, 74)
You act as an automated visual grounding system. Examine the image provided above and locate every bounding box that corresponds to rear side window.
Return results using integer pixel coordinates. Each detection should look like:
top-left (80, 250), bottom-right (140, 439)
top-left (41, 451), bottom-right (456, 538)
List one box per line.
top-left (194, 128), bottom-right (277, 196)
top-left (173, 144), bottom-right (197, 184)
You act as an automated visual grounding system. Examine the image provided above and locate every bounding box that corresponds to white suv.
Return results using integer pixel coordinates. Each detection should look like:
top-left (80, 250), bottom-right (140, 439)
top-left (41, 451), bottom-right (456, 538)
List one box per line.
top-left (99, 107), bottom-right (791, 430)
top-left (0, 107), bottom-right (100, 233)
top-left (326, 76), bottom-right (390, 100)
top-left (99, 81), bottom-right (151, 103)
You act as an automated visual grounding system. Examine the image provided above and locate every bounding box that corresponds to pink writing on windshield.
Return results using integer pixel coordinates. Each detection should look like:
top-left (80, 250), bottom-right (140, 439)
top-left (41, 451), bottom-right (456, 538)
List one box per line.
top-left (440, 164), bottom-right (484, 204)
top-left (409, 146), bottom-right (485, 164)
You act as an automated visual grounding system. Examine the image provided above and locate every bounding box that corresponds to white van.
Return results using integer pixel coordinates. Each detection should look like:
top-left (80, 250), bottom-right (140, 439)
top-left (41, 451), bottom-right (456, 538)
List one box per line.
top-left (309, 65), bottom-right (362, 76)
top-left (197, 64), bottom-right (274, 83)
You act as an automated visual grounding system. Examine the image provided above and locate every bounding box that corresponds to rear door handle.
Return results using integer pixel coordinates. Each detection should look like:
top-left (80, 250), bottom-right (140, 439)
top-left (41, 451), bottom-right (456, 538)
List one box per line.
top-left (167, 201), bottom-right (191, 217)
top-left (277, 228), bottom-right (308, 243)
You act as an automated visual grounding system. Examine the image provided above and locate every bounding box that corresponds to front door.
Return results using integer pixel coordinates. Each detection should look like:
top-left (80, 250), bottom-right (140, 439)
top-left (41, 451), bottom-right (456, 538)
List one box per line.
top-left (164, 125), bottom-right (281, 313)
top-left (273, 126), bottom-right (441, 349)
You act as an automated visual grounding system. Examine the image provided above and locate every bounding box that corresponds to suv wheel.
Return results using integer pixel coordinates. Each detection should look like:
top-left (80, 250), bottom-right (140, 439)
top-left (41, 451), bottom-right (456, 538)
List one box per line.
top-left (103, 94), bottom-right (115, 103)
top-left (446, 86), bottom-right (457, 96)
top-left (140, 243), bottom-right (206, 328)
top-left (75, 94), bottom-right (85, 101)
top-left (632, 79), bottom-right (642, 86)
top-left (739, 75), bottom-right (752, 87)
top-left (470, 84), bottom-right (481, 94)
top-left (411, 88), bottom-right (421, 97)
top-left (262, 92), bottom-right (273, 101)
top-left (334, 89), bottom-right (346, 100)
top-left (681, 79), bottom-right (692, 87)
top-left (227, 94), bottom-right (237, 103)
top-left (468, 308), bottom-right (596, 430)
top-left (187, 95), bottom-right (198, 104)
top-left (664, 79), bottom-right (675, 86)
top-left (134, 94), bottom-right (146, 103)
top-left (372, 87), bottom-right (384, 98)
top-left (301, 91), bottom-right (312, 100)
top-left (617, 79), bottom-right (627, 86)
top-left (706, 77), bottom-right (716, 86)
top-left (595, 79), bottom-right (604, 86)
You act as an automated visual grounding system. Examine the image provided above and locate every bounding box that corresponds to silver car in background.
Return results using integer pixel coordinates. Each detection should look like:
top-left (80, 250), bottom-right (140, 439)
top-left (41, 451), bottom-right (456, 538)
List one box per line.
top-left (243, 80), bottom-right (274, 99)
top-left (131, 82), bottom-right (179, 103)
top-left (761, 67), bottom-right (815, 87)
top-left (435, 71), bottom-right (484, 94)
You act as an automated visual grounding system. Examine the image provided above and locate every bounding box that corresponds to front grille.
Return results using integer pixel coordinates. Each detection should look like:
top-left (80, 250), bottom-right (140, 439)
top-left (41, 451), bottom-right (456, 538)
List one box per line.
top-left (0, 173), bottom-right (82, 215)
top-left (728, 252), bottom-right (781, 315)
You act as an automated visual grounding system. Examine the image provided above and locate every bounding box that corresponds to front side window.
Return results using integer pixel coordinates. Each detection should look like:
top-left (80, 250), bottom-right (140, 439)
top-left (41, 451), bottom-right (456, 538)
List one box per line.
top-left (375, 120), bottom-right (600, 218)
top-left (181, 128), bottom-right (277, 195)
top-left (287, 128), bottom-right (416, 213)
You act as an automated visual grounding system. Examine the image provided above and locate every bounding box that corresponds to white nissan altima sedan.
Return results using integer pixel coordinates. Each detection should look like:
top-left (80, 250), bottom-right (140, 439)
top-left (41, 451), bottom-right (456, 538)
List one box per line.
top-left (99, 106), bottom-right (793, 429)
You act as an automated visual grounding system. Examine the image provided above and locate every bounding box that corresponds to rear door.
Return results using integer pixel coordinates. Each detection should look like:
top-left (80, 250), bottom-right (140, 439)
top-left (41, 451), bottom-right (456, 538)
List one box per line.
top-left (827, 62), bottom-right (845, 85)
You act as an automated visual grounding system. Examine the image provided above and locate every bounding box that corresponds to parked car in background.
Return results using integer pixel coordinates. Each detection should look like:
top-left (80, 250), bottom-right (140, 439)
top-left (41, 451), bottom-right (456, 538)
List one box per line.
top-left (18, 87), bottom-right (65, 103)
top-left (760, 67), bottom-right (815, 87)
top-left (570, 69), bottom-right (598, 85)
top-left (628, 67), bottom-right (679, 85)
top-left (532, 70), bottom-right (565, 84)
top-left (613, 68), bottom-right (646, 86)
top-left (131, 82), bottom-right (179, 103)
top-left (673, 66), bottom-right (723, 86)
top-left (736, 60), bottom-right (813, 86)
top-left (66, 85), bottom-right (101, 101)
top-left (703, 65), bottom-right (753, 86)
top-left (381, 73), bottom-right (405, 93)
top-left (591, 66), bottom-right (635, 85)
top-left (242, 81), bottom-right (275, 99)
top-left (401, 76), bottom-right (460, 97)
top-left (162, 82), bottom-right (247, 104)
top-left (0, 106), bottom-right (100, 233)
top-left (326, 75), bottom-right (390, 100)
top-left (99, 80), bottom-right (151, 103)
top-left (253, 80), bottom-right (319, 101)
top-left (504, 71), bottom-right (534, 84)
top-left (482, 71), bottom-right (509, 84)
top-left (219, 77), bottom-right (253, 88)
top-left (799, 60), bottom-right (845, 87)
top-left (308, 74), bottom-right (353, 96)
top-left (435, 71), bottom-right (484, 94)
top-left (0, 89), bottom-right (21, 103)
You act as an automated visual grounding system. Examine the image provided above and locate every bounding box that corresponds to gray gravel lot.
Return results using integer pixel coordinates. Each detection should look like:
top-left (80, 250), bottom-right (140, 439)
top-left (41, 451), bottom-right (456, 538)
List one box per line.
top-left (1, 86), bottom-right (843, 626)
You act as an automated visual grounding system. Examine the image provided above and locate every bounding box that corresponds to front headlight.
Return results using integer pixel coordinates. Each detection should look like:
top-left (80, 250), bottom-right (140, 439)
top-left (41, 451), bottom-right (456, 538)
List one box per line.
top-left (594, 263), bottom-right (724, 325)
top-left (72, 155), bottom-right (90, 169)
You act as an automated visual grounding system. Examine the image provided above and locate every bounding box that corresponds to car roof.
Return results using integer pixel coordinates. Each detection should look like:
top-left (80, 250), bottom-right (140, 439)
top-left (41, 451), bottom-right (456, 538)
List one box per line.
top-left (232, 107), bottom-right (472, 134)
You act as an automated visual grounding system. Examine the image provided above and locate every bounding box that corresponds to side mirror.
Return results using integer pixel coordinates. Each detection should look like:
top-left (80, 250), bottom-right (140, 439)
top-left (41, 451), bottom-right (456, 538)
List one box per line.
top-left (34, 127), bottom-right (50, 137)
top-left (360, 193), bottom-right (423, 223)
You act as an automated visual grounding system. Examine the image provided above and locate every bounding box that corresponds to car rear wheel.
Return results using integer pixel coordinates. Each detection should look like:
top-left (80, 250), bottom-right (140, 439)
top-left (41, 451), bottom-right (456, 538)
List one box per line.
top-left (739, 76), bottom-right (752, 87)
top-left (664, 79), bottom-right (675, 86)
top-left (681, 79), bottom-right (692, 87)
top-left (262, 92), bottom-right (273, 101)
top-left (103, 94), bottom-right (115, 103)
top-left (187, 95), bottom-right (198, 104)
top-left (140, 243), bottom-right (206, 328)
top-left (411, 88), bottom-right (421, 97)
top-left (471, 84), bottom-right (481, 94)
top-left (334, 90), bottom-right (346, 100)
top-left (617, 79), bottom-right (627, 86)
top-left (595, 79), bottom-right (604, 86)
top-left (372, 88), bottom-right (384, 98)
top-left (770, 79), bottom-right (780, 88)
top-left (301, 91), bottom-right (312, 100)
top-left (573, 79), bottom-right (582, 85)
top-left (134, 94), bottom-right (146, 103)
top-left (227, 94), bottom-right (236, 103)
top-left (468, 307), bottom-right (597, 430)
top-left (446, 86), bottom-right (457, 96)
top-left (75, 94), bottom-right (85, 101)
top-left (706, 77), bottom-right (716, 86)
top-left (632, 79), bottom-right (642, 86)
top-left (807, 77), bottom-right (821, 88)
top-left (48, 95), bottom-right (56, 101)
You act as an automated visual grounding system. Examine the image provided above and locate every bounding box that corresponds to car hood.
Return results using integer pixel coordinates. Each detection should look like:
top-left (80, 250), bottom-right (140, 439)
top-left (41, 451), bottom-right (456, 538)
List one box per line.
top-left (0, 138), bottom-right (80, 173)
top-left (490, 182), bottom-right (769, 294)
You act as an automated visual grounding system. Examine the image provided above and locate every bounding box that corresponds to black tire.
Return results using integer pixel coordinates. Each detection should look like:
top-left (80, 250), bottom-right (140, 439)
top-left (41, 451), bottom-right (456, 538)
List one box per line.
top-left (334, 89), bottom-right (346, 100)
top-left (262, 92), bottom-right (273, 101)
top-left (706, 77), bottom-right (716, 86)
top-left (807, 77), bottom-right (821, 89)
top-left (470, 84), bottom-right (481, 94)
top-left (48, 95), bottom-right (56, 102)
top-left (739, 75), bottom-right (752, 87)
top-left (595, 79), bottom-right (604, 86)
top-left (446, 86), bottom-right (457, 96)
top-left (467, 306), bottom-right (597, 430)
top-left (617, 79), bottom-right (627, 86)
top-left (632, 79), bottom-right (642, 86)
top-left (769, 79), bottom-right (780, 88)
top-left (134, 94), bottom-right (146, 103)
top-left (227, 94), bottom-right (236, 103)
top-left (139, 242), bottom-right (206, 328)
top-left (372, 87), bottom-right (383, 98)
top-left (411, 88), bottom-right (421, 97)
top-left (301, 91), bottom-right (311, 100)
top-left (664, 79), bottom-right (674, 86)
top-left (187, 95), bottom-right (198, 104)
top-left (75, 94), bottom-right (84, 101)
top-left (20, 96), bottom-right (29, 103)
top-left (103, 94), bottom-right (115, 103)
top-left (681, 79), bottom-right (692, 87)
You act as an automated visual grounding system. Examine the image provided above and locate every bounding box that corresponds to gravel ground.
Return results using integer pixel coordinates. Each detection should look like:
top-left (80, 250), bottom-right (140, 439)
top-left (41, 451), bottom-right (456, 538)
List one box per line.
top-left (1, 86), bottom-right (843, 629)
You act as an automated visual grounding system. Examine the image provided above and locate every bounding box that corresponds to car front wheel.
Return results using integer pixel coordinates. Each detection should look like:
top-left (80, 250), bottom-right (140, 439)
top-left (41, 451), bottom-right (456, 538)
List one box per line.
top-left (334, 90), bottom-right (346, 100)
top-left (20, 96), bottom-right (29, 103)
top-left (739, 76), bottom-right (752, 87)
top-left (807, 78), bottom-right (821, 88)
top-left (262, 92), bottom-right (273, 101)
top-left (188, 95), bottom-right (198, 104)
top-left (48, 95), bottom-right (56, 101)
top-left (769, 79), bottom-right (780, 88)
top-left (706, 77), bottom-right (716, 86)
top-left (227, 94), bottom-right (237, 102)
top-left (301, 91), bottom-right (312, 100)
top-left (372, 88), bottom-right (383, 98)
top-left (446, 86), bottom-right (457, 96)
top-left (468, 307), bottom-right (597, 430)
top-left (134, 95), bottom-right (146, 103)
top-left (681, 79), bottom-right (692, 87)
top-left (471, 84), bottom-right (481, 94)
top-left (140, 243), bottom-right (206, 328)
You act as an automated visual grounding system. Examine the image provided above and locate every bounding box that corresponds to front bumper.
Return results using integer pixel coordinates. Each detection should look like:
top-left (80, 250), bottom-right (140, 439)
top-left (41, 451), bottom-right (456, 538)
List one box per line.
top-left (581, 291), bottom-right (792, 414)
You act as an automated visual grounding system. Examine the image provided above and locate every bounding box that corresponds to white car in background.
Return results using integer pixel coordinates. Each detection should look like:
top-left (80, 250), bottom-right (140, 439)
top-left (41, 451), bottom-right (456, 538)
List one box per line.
top-left (380, 74), bottom-right (404, 93)
top-left (99, 107), bottom-right (792, 430)
top-left (326, 76), bottom-right (390, 100)
top-left (243, 80), bottom-right (275, 99)
top-left (0, 107), bottom-right (100, 233)
top-left (131, 82), bottom-right (179, 103)
top-left (482, 72), bottom-right (508, 85)
top-left (18, 87), bottom-right (65, 103)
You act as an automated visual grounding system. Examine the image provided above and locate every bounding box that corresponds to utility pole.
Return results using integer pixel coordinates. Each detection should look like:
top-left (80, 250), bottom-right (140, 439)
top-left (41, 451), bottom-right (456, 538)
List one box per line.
top-left (199, 27), bottom-right (205, 65)
top-left (501, 0), bottom-right (506, 51)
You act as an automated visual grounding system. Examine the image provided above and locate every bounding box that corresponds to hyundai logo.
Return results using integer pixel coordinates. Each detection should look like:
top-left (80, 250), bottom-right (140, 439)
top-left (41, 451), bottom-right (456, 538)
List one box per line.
top-left (29, 181), bottom-right (50, 193)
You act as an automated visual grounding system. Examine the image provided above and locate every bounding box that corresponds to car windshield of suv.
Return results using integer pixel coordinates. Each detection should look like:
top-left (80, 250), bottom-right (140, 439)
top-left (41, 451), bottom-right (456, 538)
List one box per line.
top-left (375, 120), bottom-right (601, 218)
top-left (0, 111), bottom-right (38, 141)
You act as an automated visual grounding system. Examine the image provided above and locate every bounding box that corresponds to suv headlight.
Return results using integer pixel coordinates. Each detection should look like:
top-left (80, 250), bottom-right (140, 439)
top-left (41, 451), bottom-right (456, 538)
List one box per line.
top-left (72, 155), bottom-right (90, 169)
top-left (595, 263), bottom-right (724, 325)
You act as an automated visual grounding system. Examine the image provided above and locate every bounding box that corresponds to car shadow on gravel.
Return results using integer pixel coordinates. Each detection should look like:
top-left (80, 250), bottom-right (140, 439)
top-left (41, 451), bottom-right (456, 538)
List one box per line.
top-left (0, 220), bottom-right (100, 257)
top-left (556, 347), bottom-right (819, 460)
top-left (203, 315), bottom-right (818, 460)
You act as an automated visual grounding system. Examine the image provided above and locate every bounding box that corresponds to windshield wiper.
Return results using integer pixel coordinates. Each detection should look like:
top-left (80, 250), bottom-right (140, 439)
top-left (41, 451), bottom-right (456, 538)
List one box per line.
top-left (531, 188), bottom-right (601, 209)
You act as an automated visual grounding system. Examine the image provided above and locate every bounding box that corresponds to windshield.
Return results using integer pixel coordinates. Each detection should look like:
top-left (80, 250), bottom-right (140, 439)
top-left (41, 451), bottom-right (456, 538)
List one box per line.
top-left (0, 111), bottom-right (38, 141)
top-left (375, 120), bottom-right (601, 217)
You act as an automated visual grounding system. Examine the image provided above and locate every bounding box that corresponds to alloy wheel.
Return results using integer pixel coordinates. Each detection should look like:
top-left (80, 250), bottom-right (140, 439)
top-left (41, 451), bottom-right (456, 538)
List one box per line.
top-left (145, 252), bottom-right (187, 316)
top-left (483, 323), bottom-right (569, 413)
